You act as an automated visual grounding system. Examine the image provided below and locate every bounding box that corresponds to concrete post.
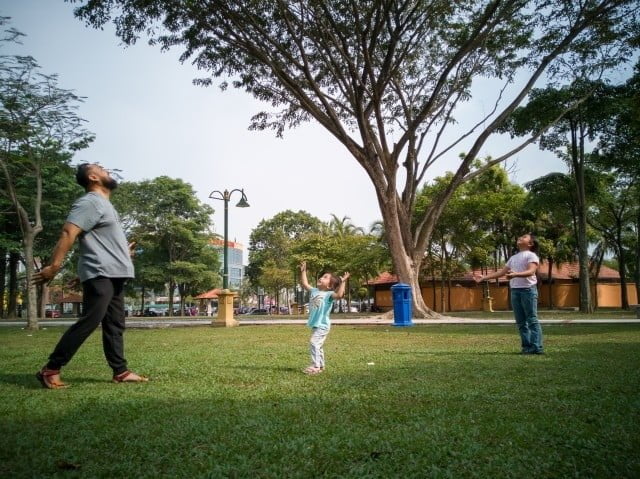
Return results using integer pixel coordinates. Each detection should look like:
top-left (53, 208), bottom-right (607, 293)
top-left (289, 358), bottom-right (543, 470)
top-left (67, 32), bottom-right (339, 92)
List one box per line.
top-left (214, 289), bottom-right (239, 327)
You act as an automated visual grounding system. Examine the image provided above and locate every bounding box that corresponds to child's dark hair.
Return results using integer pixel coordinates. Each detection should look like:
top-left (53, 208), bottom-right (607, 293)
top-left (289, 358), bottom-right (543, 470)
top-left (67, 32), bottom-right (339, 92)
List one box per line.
top-left (327, 273), bottom-right (342, 290)
top-left (76, 163), bottom-right (92, 188)
top-left (528, 233), bottom-right (539, 253)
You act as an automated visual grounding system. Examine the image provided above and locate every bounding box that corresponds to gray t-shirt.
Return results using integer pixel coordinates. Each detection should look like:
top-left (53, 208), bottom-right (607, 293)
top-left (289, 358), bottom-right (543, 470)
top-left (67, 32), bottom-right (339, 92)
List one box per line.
top-left (66, 192), bottom-right (134, 282)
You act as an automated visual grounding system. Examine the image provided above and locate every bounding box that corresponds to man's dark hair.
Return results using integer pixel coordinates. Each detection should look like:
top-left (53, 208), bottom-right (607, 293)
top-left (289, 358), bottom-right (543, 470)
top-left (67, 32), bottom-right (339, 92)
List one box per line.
top-left (76, 163), bottom-right (92, 188)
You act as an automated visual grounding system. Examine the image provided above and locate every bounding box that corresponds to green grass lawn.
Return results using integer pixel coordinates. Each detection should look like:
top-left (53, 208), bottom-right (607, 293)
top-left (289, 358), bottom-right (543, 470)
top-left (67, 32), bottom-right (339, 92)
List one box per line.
top-left (1, 324), bottom-right (639, 478)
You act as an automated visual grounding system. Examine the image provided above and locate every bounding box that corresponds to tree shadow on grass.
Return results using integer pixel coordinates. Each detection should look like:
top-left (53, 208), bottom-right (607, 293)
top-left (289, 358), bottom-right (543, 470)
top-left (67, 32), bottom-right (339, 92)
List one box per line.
top-left (344, 323), bottom-right (640, 336)
top-left (388, 350), bottom-right (521, 356)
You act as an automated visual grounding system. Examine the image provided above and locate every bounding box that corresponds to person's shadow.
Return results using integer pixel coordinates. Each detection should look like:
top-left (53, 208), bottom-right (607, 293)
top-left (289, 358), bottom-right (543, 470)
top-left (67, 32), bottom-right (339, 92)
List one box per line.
top-left (0, 372), bottom-right (101, 389)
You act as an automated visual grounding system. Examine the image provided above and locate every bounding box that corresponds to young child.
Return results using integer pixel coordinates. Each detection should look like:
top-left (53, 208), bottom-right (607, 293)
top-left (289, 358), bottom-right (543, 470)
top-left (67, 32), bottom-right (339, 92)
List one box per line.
top-left (475, 233), bottom-right (544, 354)
top-left (299, 261), bottom-right (350, 374)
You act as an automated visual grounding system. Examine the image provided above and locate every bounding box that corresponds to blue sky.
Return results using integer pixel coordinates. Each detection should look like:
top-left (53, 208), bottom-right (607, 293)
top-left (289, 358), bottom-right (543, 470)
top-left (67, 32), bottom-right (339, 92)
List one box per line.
top-left (2, 1), bottom-right (570, 248)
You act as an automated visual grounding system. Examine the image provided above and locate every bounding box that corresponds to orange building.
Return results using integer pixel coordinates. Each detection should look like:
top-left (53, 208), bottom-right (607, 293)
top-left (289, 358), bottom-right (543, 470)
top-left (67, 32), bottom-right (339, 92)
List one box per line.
top-left (371, 262), bottom-right (638, 312)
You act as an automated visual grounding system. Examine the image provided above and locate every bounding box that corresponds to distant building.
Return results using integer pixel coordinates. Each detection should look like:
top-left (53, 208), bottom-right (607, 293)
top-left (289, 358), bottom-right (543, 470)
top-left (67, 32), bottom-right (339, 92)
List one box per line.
top-left (209, 239), bottom-right (245, 289)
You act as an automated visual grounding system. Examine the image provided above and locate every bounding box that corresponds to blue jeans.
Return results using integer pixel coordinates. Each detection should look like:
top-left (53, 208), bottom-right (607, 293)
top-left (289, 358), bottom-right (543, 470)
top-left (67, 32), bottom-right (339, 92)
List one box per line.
top-left (511, 287), bottom-right (543, 353)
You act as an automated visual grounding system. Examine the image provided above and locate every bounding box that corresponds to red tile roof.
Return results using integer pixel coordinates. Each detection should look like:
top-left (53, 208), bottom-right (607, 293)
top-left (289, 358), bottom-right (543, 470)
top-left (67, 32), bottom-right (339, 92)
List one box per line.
top-left (368, 272), bottom-right (398, 285)
top-left (193, 288), bottom-right (223, 299)
top-left (536, 261), bottom-right (620, 280)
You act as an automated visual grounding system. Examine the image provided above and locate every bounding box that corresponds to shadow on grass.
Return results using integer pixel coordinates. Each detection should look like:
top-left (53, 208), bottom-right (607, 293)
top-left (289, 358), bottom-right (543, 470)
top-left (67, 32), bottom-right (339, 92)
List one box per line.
top-left (388, 350), bottom-right (523, 356)
top-left (224, 365), bottom-right (302, 372)
top-left (345, 323), bottom-right (640, 336)
top-left (0, 372), bottom-right (107, 389)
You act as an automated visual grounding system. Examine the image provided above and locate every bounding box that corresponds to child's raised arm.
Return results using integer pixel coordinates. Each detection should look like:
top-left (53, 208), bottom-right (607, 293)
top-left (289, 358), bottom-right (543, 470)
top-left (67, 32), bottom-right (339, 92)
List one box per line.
top-left (474, 265), bottom-right (510, 283)
top-left (332, 272), bottom-right (350, 299)
top-left (299, 261), bottom-right (312, 291)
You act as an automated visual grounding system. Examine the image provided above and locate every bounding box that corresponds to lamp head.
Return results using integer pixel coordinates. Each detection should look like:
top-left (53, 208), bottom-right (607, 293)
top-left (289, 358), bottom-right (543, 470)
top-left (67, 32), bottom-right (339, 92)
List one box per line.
top-left (236, 193), bottom-right (250, 208)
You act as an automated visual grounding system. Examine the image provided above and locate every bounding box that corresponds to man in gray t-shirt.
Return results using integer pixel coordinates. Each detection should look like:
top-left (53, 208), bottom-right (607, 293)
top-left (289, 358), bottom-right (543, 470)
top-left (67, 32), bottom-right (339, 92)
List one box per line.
top-left (67, 192), bottom-right (134, 282)
top-left (32, 163), bottom-right (148, 388)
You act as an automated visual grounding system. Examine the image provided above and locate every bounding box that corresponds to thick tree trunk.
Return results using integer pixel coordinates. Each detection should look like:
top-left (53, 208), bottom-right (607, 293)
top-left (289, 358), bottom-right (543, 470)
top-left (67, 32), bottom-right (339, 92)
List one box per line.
top-left (23, 234), bottom-right (39, 330)
top-left (616, 227), bottom-right (629, 309)
top-left (592, 247), bottom-right (605, 310)
top-left (168, 280), bottom-right (175, 317)
top-left (141, 285), bottom-right (146, 315)
top-left (382, 203), bottom-right (438, 318)
top-left (572, 125), bottom-right (592, 313)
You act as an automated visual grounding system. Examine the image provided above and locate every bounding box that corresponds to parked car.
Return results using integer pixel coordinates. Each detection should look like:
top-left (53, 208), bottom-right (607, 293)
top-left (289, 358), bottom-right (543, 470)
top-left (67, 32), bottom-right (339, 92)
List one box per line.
top-left (45, 310), bottom-right (61, 318)
top-left (248, 308), bottom-right (268, 315)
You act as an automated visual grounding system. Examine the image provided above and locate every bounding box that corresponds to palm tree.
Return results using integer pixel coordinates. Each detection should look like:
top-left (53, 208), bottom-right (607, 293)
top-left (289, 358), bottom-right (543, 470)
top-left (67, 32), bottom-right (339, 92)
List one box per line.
top-left (328, 214), bottom-right (364, 237)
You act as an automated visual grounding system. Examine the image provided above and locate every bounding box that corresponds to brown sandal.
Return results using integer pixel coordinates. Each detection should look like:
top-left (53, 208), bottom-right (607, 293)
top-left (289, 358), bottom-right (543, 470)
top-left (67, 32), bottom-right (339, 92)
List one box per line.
top-left (112, 370), bottom-right (149, 383)
top-left (36, 368), bottom-right (69, 389)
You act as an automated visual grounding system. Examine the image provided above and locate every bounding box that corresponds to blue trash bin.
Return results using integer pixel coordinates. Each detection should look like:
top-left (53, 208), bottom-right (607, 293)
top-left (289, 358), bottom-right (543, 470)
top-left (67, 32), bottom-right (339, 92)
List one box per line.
top-left (391, 283), bottom-right (413, 327)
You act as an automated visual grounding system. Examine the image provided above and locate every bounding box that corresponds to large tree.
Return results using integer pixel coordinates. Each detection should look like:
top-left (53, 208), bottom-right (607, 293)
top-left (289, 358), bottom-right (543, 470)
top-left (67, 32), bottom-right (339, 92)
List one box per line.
top-left (524, 172), bottom-right (578, 308)
top-left (0, 20), bottom-right (93, 329)
top-left (71, 0), bottom-right (639, 316)
top-left (502, 80), bottom-right (619, 312)
top-left (592, 64), bottom-right (640, 306)
top-left (588, 171), bottom-right (636, 308)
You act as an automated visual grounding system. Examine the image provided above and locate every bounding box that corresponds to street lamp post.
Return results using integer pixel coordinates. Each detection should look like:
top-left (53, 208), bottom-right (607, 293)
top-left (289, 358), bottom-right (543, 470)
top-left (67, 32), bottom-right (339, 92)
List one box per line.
top-left (208, 188), bottom-right (250, 290)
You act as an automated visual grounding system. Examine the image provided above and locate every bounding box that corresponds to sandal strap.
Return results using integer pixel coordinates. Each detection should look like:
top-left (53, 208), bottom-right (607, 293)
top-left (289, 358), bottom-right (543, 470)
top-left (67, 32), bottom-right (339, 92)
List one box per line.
top-left (40, 368), bottom-right (60, 377)
top-left (113, 371), bottom-right (132, 381)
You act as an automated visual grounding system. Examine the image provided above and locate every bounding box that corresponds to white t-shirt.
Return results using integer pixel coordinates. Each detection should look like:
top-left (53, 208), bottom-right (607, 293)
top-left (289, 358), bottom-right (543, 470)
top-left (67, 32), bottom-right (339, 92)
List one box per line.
top-left (506, 250), bottom-right (539, 289)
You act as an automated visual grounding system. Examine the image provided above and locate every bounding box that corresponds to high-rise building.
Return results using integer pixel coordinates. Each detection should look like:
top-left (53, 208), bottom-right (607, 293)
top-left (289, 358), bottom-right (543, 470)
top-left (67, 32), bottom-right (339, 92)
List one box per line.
top-left (209, 239), bottom-right (245, 289)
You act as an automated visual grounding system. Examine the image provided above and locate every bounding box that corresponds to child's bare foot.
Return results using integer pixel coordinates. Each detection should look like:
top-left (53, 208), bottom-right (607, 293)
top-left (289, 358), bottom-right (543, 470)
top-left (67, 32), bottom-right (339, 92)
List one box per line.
top-left (303, 366), bottom-right (324, 375)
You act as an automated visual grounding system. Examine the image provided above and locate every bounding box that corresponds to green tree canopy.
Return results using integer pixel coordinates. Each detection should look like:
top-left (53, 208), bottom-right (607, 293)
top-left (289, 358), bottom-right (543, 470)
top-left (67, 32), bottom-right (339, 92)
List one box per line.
top-left (0, 18), bottom-right (94, 328)
top-left (111, 176), bottom-right (218, 314)
top-left (246, 210), bottom-right (324, 287)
